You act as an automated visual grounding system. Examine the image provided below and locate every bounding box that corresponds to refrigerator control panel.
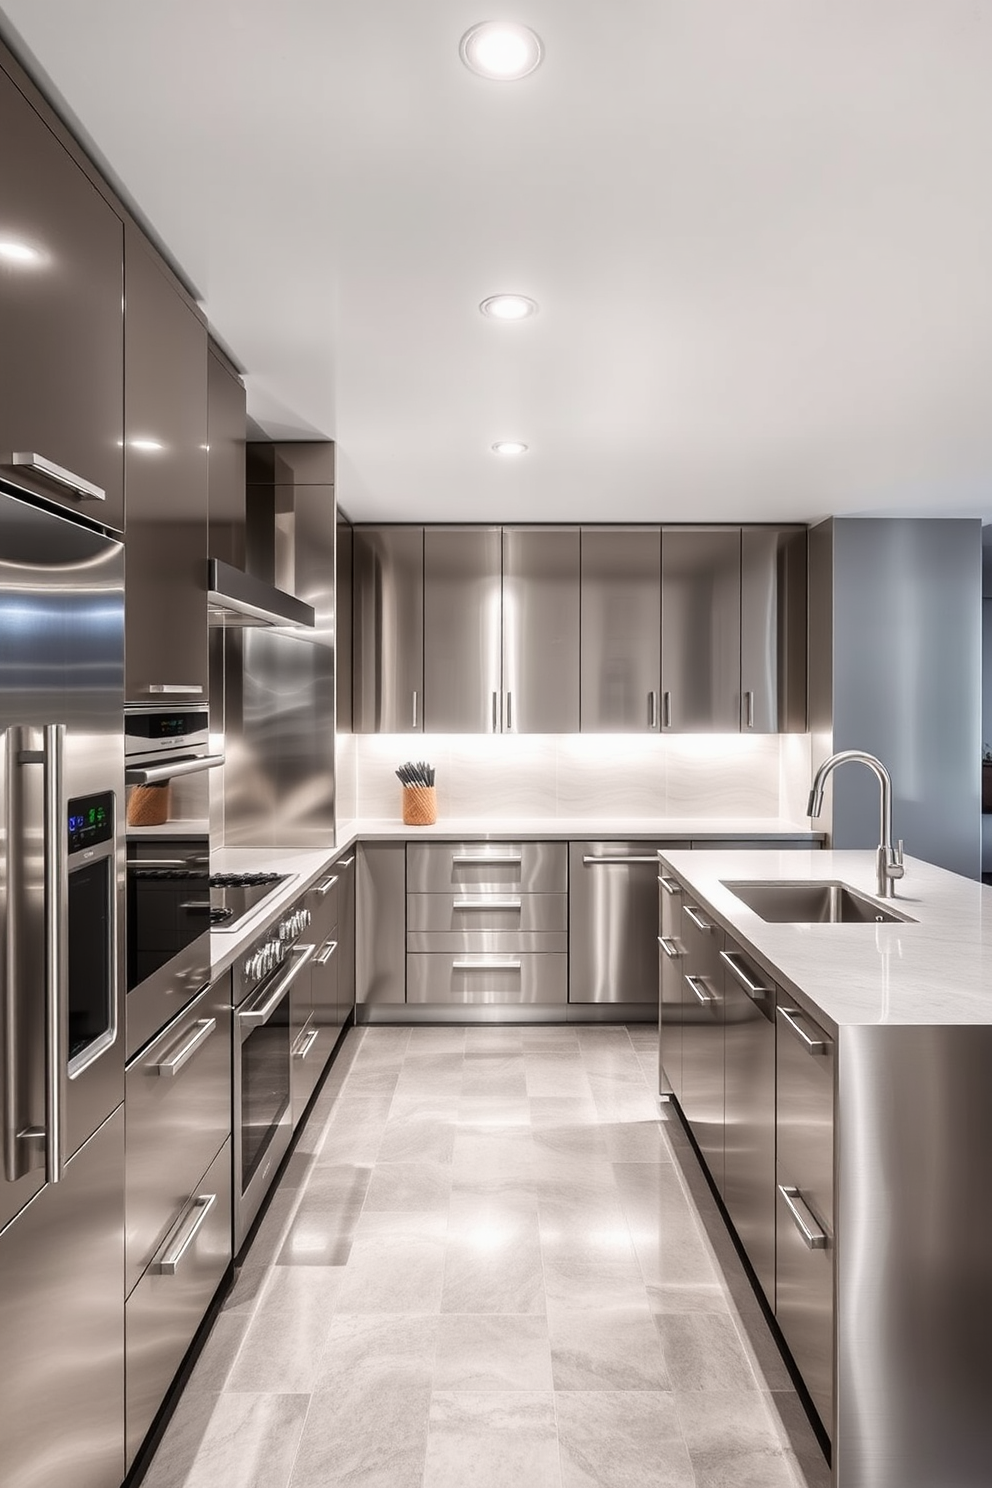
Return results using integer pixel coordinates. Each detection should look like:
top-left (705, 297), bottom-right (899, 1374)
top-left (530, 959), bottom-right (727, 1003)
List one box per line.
top-left (68, 791), bottom-right (114, 855)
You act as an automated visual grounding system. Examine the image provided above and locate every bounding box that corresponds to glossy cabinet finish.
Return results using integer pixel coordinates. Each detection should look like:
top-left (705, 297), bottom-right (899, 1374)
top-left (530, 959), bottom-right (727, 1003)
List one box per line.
top-left (407, 840), bottom-right (566, 894)
top-left (124, 226), bottom-right (208, 702)
top-left (336, 521), bottom-right (353, 733)
top-left (678, 898), bottom-right (725, 1192)
top-left (721, 940), bottom-right (776, 1306)
top-left (741, 526), bottom-right (807, 733)
top-left (335, 852), bottom-right (357, 1023)
top-left (502, 527), bottom-right (580, 732)
top-left (0, 64), bottom-right (124, 530)
top-left (658, 871), bottom-right (685, 1100)
top-left (581, 528), bottom-right (662, 731)
top-left (0, 1108), bottom-right (124, 1488)
top-left (206, 347), bottom-right (247, 568)
top-left (776, 997), bottom-right (835, 1436)
top-left (407, 952), bottom-right (567, 1005)
top-left (569, 842), bottom-right (682, 1008)
top-left (661, 528), bottom-right (742, 732)
top-left (407, 891), bottom-right (567, 952)
top-left (424, 526), bottom-right (502, 732)
top-left (356, 844), bottom-right (406, 1004)
top-left (353, 526), bottom-right (424, 731)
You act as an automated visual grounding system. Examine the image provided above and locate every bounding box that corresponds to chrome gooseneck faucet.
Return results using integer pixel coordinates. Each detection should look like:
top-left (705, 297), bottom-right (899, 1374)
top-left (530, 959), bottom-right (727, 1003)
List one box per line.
top-left (807, 750), bottom-right (905, 898)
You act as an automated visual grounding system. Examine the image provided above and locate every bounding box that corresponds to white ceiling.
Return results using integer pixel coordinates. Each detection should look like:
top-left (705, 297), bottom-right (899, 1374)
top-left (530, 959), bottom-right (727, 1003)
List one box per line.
top-left (3, 1), bottom-right (992, 526)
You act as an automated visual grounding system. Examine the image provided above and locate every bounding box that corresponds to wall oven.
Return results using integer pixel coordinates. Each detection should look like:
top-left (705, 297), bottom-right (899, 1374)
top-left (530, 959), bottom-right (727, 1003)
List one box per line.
top-left (232, 896), bottom-right (313, 1252)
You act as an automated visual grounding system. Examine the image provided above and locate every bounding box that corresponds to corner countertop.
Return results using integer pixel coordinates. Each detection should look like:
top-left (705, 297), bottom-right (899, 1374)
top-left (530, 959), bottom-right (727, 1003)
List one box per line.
top-left (334, 816), bottom-right (822, 847)
top-left (658, 848), bottom-right (992, 1028)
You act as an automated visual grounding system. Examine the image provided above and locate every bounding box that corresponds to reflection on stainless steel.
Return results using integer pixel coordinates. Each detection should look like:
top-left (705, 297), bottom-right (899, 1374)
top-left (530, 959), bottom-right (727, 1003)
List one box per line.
top-left (570, 842), bottom-right (683, 1012)
top-left (722, 938), bottom-right (775, 1306)
top-left (409, 841), bottom-right (564, 895)
top-left (723, 878), bottom-right (914, 924)
top-left (424, 526), bottom-right (502, 732)
top-left (740, 526), bottom-right (808, 733)
top-left (678, 897), bottom-right (725, 1192)
top-left (501, 527), bottom-right (580, 732)
top-left (807, 749), bottom-right (905, 897)
top-left (658, 872), bottom-right (684, 1099)
top-left (661, 527), bottom-right (741, 733)
top-left (356, 844), bottom-right (406, 1006)
top-left (353, 525), bottom-right (423, 732)
top-left (580, 528), bottom-right (662, 732)
top-left (406, 952), bottom-right (567, 1004)
top-left (206, 557), bottom-right (314, 629)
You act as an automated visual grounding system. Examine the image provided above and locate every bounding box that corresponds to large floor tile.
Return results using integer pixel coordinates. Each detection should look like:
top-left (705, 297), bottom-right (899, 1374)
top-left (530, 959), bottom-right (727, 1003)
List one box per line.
top-left (314, 1313), bottom-right (438, 1393)
top-left (143, 1391), bottom-right (309, 1488)
top-left (550, 1307), bottom-right (670, 1391)
top-left (655, 1311), bottom-right (760, 1392)
top-left (226, 1267), bottom-right (343, 1392)
top-left (441, 1214), bottom-right (546, 1314)
top-left (675, 1389), bottom-right (801, 1488)
top-left (334, 1223), bottom-right (447, 1313)
top-left (555, 1390), bottom-right (693, 1488)
top-left (364, 1159), bottom-right (453, 1211)
top-left (434, 1313), bottom-right (553, 1390)
top-left (290, 1382), bottom-right (432, 1488)
top-left (424, 1391), bottom-right (561, 1488)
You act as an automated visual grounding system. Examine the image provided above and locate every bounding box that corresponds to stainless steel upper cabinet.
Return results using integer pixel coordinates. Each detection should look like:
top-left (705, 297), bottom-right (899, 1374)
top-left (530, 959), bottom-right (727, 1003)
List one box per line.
top-left (661, 527), bottom-right (741, 732)
top-left (502, 527), bottom-right (580, 733)
top-left (353, 526), bottom-right (424, 732)
top-left (580, 528), bottom-right (661, 731)
top-left (740, 527), bottom-right (808, 733)
top-left (424, 527), bottom-right (502, 732)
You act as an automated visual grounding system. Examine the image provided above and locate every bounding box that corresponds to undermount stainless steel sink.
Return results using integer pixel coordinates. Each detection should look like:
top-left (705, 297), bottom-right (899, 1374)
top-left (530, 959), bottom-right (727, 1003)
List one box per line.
top-left (722, 880), bottom-right (916, 925)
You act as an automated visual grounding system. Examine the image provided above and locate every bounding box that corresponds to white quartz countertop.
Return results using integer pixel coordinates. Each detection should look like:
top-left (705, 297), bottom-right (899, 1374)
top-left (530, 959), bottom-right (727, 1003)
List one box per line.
top-left (659, 848), bottom-right (992, 1028)
top-left (208, 843), bottom-right (351, 978)
top-left (335, 816), bottom-right (821, 846)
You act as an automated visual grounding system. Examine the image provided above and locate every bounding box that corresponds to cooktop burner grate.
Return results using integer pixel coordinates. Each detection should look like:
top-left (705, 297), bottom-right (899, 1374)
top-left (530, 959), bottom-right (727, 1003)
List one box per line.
top-left (209, 872), bottom-right (288, 888)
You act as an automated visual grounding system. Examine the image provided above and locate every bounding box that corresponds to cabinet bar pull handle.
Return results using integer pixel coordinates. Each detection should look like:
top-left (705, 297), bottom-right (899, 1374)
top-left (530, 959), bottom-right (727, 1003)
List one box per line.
top-left (453, 897), bottom-right (522, 910)
top-left (12, 452), bottom-right (106, 501)
top-left (778, 1185), bottom-right (828, 1250)
top-left (584, 855), bottom-right (661, 866)
top-left (154, 1193), bottom-right (217, 1274)
top-left (294, 1027), bottom-right (319, 1061)
top-left (336, 856), bottom-right (355, 870)
top-left (505, 692), bottom-right (513, 731)
top-left (451, 853), bottom-right (522, 865)
top-left (315, 939), bottom-right (338, 966)
top-left (658, 875), bottom-right (682, 896)
top-left (492, 691), bottom-right (499, 733)
top-left (744, 690), bottom-right (754, 729)
top-left (777, 1006), bottom-right (830, 1055)
top-left (662, 691), bottom-right (672, 728)
top-left (683, 905), bottom-right (713, 933)
top-left (453, 959), bottom-right (522, 971)
top-left (684, 974), bottom-right (716, 1006)
top-left (151, 1018), bottom-right (216, 1076)
top-left (412, 690), bottom-right (419, 729)
top-left (315, 874), bottom-right (339, 896)
top-left (649, 690), bottom-right (658, 729)
top-left (719, 951), bottom-right (771, 999)
top-left (144, 684), bottom-right (204, 695)
top-left (658, 936), bottom-right (681, 959)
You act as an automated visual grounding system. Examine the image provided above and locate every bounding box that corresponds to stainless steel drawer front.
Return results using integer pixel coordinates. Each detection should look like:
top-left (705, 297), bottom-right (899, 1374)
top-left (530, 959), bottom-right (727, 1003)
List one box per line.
top-left (406, 952), bottom-right (567, 1004)
top-left (407, 841), bottom-right (567, 894)
top-left (407, 892), bottom-right (567, 934)
top-left (775, 1163), bottom-right (834, 1437)
top-left (722, 938), bottom-right (776, 1306)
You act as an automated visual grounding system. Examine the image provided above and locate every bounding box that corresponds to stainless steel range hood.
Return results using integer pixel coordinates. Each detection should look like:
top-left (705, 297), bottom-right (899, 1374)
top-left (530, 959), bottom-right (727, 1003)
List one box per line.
top-left (207, 558), bottom-right (315, 629)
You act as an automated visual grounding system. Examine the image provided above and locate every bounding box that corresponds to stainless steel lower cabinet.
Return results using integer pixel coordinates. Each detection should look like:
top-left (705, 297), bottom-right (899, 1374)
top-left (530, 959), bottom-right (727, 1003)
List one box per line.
top-left (0, 1107), bottom-right (125, 1488)
top-left (678, 898), bottom-right (725, 1194)
top-left (125, 1138), bottom-right (232, 1468)
top-left (406, 953), bottom-right (567, 1005)
top-left (356, 843), bottom-right (406, 1005)
top-left (658, 869), bottom-right (685, 1098)
top-left (570, 842), bottom-right (687, 1010)
top-left (721, 943), bottom-right (776, 1307)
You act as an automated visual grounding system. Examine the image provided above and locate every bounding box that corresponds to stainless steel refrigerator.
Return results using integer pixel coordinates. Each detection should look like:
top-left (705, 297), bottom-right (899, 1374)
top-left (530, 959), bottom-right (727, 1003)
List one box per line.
top-left (0, 486), bottom-right (126, 1488)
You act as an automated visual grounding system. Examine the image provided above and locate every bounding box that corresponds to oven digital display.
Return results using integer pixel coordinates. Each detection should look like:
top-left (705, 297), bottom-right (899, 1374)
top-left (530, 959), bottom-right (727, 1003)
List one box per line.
top-left (68, 792), bottom-right (114, 854)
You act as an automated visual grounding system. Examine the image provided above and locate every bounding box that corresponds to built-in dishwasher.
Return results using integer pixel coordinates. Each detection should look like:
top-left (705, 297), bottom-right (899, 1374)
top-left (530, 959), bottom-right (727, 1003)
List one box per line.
top-left (569, 842), bottom-right (689, 1017)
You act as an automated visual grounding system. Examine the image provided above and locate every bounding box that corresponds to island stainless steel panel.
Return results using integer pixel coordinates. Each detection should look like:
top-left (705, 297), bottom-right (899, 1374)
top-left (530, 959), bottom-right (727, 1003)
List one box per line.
top-left (581, 528), bottom-right (662, 731)
top-left (353, 526), bottom-right (423, 733)
top-left (336, 853), bottom-right (356, 1024)
top-left (407, 841), bottom-right (567, 895)
top-left (0, 1108), bottom-right (124, 1488)
top-left (740, 526), bottom-right (807, 733)
top-left (356, 844), bottom-right (406, 1004)
top-left (423, 526), bottom-right (501, 732)
top-left (679, 899), bottom-right (725, 1192)
top-left (407, 953), bottom-right (567, 1005)
top-left (501, 527), bottom-right (580, 732)
top-left (658, 870), bottom-right (684, 1100)
top-left (661, 527), bottom-right (741, 733)
top-left (570, 843), bottom-right (684, 1006)
top-left (721, 942), bottom-right (775, 1306)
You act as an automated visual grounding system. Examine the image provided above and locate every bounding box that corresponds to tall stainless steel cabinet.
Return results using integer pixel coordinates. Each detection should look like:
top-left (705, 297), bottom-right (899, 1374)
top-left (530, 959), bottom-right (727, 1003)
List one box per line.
top-left (661, 528), bottom-right (742, 733)
top-left (502, 527), bottom-right (580, 732)
top-left (354, 526), bottom-right (424, 732)
top-left (580, 528), bottom-right (662, 731)
top-left (424, 527), bottom-right (502, 732)
top-left (741, 527), bottom-right (807, 732)
top-left (336, 520), bottom-right (353, 733)
top-left (0, 57), bottom-right (125, 531)
top-left (124, 224), bottom-right (209, 704)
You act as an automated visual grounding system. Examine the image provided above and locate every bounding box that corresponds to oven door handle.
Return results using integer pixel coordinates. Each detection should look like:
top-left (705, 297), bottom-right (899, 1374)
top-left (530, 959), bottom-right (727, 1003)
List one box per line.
top-left (238, 942), bottom-right (315, 1028)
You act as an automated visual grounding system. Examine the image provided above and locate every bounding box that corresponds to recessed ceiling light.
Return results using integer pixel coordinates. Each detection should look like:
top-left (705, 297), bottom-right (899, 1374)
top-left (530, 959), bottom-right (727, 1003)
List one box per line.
top-left (129, 438), bottom-right (164, 452)
top-left (492, 441), bottom-right (528, 456)
top-left (0, 238), bottom-right (42, 265)
top-left (480, 294), bottom-right (538, 321)
top-left (460, 22), bottom-right (543, 81)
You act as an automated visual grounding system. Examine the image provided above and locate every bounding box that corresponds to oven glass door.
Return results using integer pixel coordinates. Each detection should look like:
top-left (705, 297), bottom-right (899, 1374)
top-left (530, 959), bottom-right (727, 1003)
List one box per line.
top-left (126, 836), bottom-right (211, 993)
top-left (239, 983), bottom-right (292, 1192)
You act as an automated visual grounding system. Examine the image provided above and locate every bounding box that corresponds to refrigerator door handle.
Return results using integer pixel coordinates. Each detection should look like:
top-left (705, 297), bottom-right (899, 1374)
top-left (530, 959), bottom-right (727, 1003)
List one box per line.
top-left (43, 724), bottom-right (67, 1185)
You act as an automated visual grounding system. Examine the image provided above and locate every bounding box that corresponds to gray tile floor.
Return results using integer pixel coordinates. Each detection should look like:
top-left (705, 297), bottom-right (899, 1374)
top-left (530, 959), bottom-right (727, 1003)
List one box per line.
top-left (141, 1024), bottom-right (831, 1488)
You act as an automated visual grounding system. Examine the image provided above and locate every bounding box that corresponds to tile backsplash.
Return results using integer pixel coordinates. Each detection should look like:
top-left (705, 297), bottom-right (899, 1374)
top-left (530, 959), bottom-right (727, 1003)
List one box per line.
top-left (347, 732), bottom-right (812, 821)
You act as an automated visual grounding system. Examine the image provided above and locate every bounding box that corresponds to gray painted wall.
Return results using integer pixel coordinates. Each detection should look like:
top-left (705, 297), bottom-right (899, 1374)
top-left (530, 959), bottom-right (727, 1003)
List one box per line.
top-left (812, 518), bottom-right (981, 880)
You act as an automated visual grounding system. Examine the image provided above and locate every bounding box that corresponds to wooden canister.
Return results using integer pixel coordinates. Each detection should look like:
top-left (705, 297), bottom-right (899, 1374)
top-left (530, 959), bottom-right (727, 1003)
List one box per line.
top-left (401, 784), bottom-right (437, 826)
top-left (127, 782), bottom-right (171, 827)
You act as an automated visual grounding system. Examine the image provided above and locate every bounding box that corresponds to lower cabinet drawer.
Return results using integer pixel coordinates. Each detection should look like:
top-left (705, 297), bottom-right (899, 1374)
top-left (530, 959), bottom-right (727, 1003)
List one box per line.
top-left (406, 952), bottom-right (568, 1004)
top-left (125, 1138), bottom-right (232, 1469)
top-left (292, 1015), bottom-right (333, 1124)
top-left (125, 975), bottom-right (232, 1294)
top-left (775, 1162), bottom-right (834, 1438)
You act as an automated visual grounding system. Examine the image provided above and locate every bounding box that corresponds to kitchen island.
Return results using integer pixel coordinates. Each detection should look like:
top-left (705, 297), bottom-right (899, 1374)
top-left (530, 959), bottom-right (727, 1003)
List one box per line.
top-left (658, 847), bottom-right (992, 1488)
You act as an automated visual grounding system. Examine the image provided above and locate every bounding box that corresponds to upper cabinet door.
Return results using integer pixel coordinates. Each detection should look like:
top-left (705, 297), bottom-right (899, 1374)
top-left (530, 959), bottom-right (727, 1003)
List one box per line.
top-left (661, 528), bottom-right (742, 733)
top-left (336, 521), bottom-right (353, 734)
top-left (502, 527), bottom-right (580, 733)
top-left (123, 227), bottom-right (208, 703)
top-left (0, 67), bottom-right (124, 529)
top-left (741, 527), bottom-right (808, 733)
top-left (354, 526), bottom-right (424, 732)
top-left (424, 527), bottom-right (502, 732)
top-left (206, 347), bottom-right (247, 568)
top-left (580, 528), bottom-right (661, 731)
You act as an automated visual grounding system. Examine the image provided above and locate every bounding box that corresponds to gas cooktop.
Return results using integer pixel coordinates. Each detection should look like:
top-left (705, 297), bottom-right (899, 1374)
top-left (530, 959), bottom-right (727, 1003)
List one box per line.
top-left (209, 871), bottom-right (289, 929)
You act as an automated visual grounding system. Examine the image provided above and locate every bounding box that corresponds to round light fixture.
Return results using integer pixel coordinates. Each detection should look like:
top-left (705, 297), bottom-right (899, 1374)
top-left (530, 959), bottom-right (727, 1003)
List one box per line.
top-left (0, 238), bottom-right (42, 265)
top-left (459, 22), bottom-right (543, 81)
top-left (492, 441), bottom-right (528, 456)
top-left (479, 294), bottom-right (538, 321)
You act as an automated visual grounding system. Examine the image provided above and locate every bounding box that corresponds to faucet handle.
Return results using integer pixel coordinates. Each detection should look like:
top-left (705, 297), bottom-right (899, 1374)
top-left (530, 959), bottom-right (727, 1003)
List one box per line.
top-left (895, 839), bottom-right (904, 865)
